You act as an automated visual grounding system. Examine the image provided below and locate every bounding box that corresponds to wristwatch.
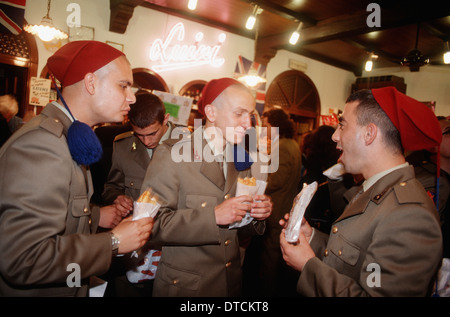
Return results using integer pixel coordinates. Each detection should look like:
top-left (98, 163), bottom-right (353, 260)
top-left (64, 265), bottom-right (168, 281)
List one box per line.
top-left (110, 232), bottom-right (120, 257)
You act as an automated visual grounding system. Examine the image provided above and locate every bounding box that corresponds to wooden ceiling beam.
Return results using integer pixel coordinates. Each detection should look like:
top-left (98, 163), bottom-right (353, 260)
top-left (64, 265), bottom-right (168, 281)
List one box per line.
top-left (341, 38), bottom-right (402, 65)
top-left (241, 0), bottom-right (317, 26)
top-left (110, 0), bottom-right (144, 34)
top-left (421, 21), bottom-right (450, 42)
top-left (139, 2), bottom-right (250, 37)
top-left (258, 7), bottom-right (450, 48)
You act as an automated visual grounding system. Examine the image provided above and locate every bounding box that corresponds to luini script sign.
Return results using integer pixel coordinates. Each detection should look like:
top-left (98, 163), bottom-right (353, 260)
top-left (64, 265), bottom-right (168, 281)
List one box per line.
top-left (149, 22), bottom-right (226, 72)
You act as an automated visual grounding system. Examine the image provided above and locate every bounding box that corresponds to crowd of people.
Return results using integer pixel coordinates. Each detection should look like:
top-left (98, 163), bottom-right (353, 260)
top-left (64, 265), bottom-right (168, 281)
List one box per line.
top-left (0, 40), bottom-right (449, 297)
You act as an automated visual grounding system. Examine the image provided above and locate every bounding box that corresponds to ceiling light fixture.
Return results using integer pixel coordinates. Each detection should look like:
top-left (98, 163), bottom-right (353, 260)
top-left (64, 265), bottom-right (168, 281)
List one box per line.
top-left (289, 22), bottom-right (303, 45)
top-left (237, 24), bottom-right (266, 89)
top-left (238, 69), bottom-right (267, 88)
top-left (24, 0), bottom-right (68, 42)
top-left (245, 5), bottom-right (263, 30)
top-left (364, 52), bottom-right (378, 72)
top-left (188, 0), bottom-right (198, 11)
top-left (444, 41), bottom-right (450, 64)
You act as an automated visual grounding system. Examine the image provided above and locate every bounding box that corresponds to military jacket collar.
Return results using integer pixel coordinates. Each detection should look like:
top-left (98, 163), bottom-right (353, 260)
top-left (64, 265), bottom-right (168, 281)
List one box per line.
top-left (337, 165), bottom-right (417, 222)
top-left (192, 128), bottom-right (238, 192)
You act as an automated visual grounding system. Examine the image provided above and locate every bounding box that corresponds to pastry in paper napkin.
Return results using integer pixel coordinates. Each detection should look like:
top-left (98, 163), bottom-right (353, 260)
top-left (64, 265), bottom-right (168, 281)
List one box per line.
top-left (229, 177), bottom-right (267, 229)
top-left (132, 188), bottom-right (161, 220)
top-left (130, 188), bottom-right (161, 259)
top-left (284, 181), bottom-right (318, 243)
top-left (323, 163), bottom-right (346, 180)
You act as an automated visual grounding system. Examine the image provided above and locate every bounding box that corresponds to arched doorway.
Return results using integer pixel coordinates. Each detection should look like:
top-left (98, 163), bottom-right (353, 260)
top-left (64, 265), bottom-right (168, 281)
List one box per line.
top-left (0, 27), bottom-right (38, 117)
top-left (265, 70), bottom-right (320, 136)
top-left (132, 67), bottom-right (169, 92)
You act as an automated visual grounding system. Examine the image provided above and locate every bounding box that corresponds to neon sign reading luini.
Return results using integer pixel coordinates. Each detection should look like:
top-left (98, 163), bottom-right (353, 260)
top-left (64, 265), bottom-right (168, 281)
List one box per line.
top-left (149, 22), bottom-right (226, 72)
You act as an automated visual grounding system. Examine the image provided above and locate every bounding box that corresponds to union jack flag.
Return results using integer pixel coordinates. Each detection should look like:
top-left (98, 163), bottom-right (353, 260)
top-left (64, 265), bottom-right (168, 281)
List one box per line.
top-left (234, 55), bottom-right (267, 116)
top-left (0, 0), bottom-right (26, 35)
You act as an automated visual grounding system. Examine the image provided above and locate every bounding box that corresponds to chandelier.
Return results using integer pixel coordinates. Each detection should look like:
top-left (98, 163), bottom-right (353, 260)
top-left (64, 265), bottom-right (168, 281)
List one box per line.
top-left (24, 0), bottom-right (68, 42)
top-left (237, 70), bottom-right (267, 88)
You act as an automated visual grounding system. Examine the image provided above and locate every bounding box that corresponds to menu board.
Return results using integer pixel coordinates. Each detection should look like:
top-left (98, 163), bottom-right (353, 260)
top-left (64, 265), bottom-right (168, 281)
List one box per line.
top-left (29, 77), bottom-right (51, 107)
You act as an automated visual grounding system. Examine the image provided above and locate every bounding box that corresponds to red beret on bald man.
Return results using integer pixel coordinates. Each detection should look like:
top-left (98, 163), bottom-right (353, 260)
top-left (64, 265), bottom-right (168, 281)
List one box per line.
top-left (197, 78), bottom-right (245, 116)
top-left (47, 40), bottom-right (125, 87)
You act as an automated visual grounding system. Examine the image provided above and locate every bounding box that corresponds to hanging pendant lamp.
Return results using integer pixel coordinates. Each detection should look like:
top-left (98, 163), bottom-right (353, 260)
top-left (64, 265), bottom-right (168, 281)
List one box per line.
top-left (24, 0), bottom-right (68, 42)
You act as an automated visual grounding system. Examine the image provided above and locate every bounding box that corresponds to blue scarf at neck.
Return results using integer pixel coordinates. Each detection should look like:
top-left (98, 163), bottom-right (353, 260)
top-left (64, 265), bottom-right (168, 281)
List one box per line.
top-left (53, 79), bottom-right (103, 166)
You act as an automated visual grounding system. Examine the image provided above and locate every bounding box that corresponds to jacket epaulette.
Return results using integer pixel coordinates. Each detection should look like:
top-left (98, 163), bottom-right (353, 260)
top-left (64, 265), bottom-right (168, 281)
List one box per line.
top-left (114, 131), bottom-right (134, 142)
top-left (39, 117), bottom-right (64, 138)
top-left (163, 126), bottom-right (192, 147)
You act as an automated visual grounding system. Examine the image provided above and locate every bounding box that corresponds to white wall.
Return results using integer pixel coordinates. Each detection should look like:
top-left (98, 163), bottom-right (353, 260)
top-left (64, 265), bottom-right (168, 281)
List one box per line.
top-left (24, 0), bottom-right (448, 117)
top-left (25, 0), bottom-right (254, 92)
top-left (362, 66), bottom-right (450, 117)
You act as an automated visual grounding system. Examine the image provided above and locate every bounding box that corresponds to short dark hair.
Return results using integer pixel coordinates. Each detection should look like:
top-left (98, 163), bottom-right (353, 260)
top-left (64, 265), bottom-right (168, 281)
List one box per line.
top-left (262, 108), bottom-right (295, 139)
top-left (347, 89), bottom-right (403, 154)
top-left (129, 91), bottom-right (166, 128)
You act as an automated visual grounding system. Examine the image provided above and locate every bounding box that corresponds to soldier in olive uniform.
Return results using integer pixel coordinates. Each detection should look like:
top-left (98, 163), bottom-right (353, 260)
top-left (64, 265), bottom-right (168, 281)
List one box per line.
top-left (280, 88), bottom-right (443, 297)
top-left (0, 41), bottom-right (153, 296)
top-left (102, 91), bottom-right (173, 210)
top-left (142, 78), bottom-right (273, 297)
top-left (102, 91), bottom-right (179, 296)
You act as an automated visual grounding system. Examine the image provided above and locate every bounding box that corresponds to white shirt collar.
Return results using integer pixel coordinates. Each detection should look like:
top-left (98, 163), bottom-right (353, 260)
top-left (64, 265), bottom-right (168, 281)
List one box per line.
top-left (363, 162), bottom-right (409, 192)
top-left (51, 101), bottom-right (74, 122)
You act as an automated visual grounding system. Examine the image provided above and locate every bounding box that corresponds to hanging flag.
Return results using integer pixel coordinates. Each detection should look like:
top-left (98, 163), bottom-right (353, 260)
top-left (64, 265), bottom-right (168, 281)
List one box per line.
top-left (234, 55), bottom-right (253, 76)
top-left (234, 55), bottom-right (267, 116)
top-left (0, 0), bottom-right (26, 35)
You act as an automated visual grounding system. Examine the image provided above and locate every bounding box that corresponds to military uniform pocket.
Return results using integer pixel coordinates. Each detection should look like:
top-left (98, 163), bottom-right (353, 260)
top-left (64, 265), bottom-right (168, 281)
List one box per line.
top-left (156, 261), bottom-right (201, 296)
top-left (71, 195), bottom-right (91, 217)
top-left (67, 195), bottom-right (92, 234)
top-left (186, 194), bottom-right (218, 212)
top-left (328, 233), bottom-right (361, 266)
top-left (124, 176), bottom-right (143, 191)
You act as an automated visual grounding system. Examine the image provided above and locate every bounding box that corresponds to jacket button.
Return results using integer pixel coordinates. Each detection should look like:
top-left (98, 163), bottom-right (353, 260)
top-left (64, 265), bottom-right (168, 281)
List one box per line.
top-left (324, 249), bottom-right (329, 257)
top-left (173, 279), bottom-right (178, 285)
top-left (225, 262), bottom-right (231, 268)
top-left (224, 240), bottom-right (231, 246)
top-left (130, 181), bottom-right (134, 187)
top-left (332, 226), bottom-right (338, 234)
top-left (399, 182), bottom-right (407, 186)
top-left (83, 207), bottom-right (89, 213)
top-left (224, 194), bottom-right (230, 200)
top-left (338, 250), bottom-right (342, 256)
top-left (201, 202), bottom-right (207, 208)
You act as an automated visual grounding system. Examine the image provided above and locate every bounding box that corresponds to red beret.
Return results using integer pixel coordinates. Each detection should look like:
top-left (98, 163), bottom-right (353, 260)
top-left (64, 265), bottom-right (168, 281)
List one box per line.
top-left (197, 78), bottom-right (244, 116)
top-left (47, 40), bottom-right (125, 87)
top-left (372, 87), bottom-right (442, 152)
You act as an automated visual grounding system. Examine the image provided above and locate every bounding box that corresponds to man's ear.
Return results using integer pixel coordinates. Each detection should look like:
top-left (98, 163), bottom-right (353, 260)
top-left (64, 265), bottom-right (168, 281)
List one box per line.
top-left (83, 73), bottom-right (96, 95)
top-left (163, 113), bottom-right (170, 125)
top-left (364, 123), bottom-right (377, 145)
top-left (204, 104), bottom-right (216, 123)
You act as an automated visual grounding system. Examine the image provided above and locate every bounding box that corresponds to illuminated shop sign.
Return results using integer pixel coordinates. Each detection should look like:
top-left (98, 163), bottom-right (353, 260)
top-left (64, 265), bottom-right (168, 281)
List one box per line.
top-left (149, 22), bottom-right (226, 72)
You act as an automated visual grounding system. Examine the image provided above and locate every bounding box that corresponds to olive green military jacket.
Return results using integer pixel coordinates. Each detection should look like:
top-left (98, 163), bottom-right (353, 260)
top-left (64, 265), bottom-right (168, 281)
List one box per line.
top-left (102, 130), bottom-right (150, 203)
top-left (102, 122), bottom-right (177, 204)
top-left (0, 103), bottom-right (112, 297)
top-left (141, 127), bottom-right (265, 296)
top-left (298, 165), bottom-right (442, 297)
